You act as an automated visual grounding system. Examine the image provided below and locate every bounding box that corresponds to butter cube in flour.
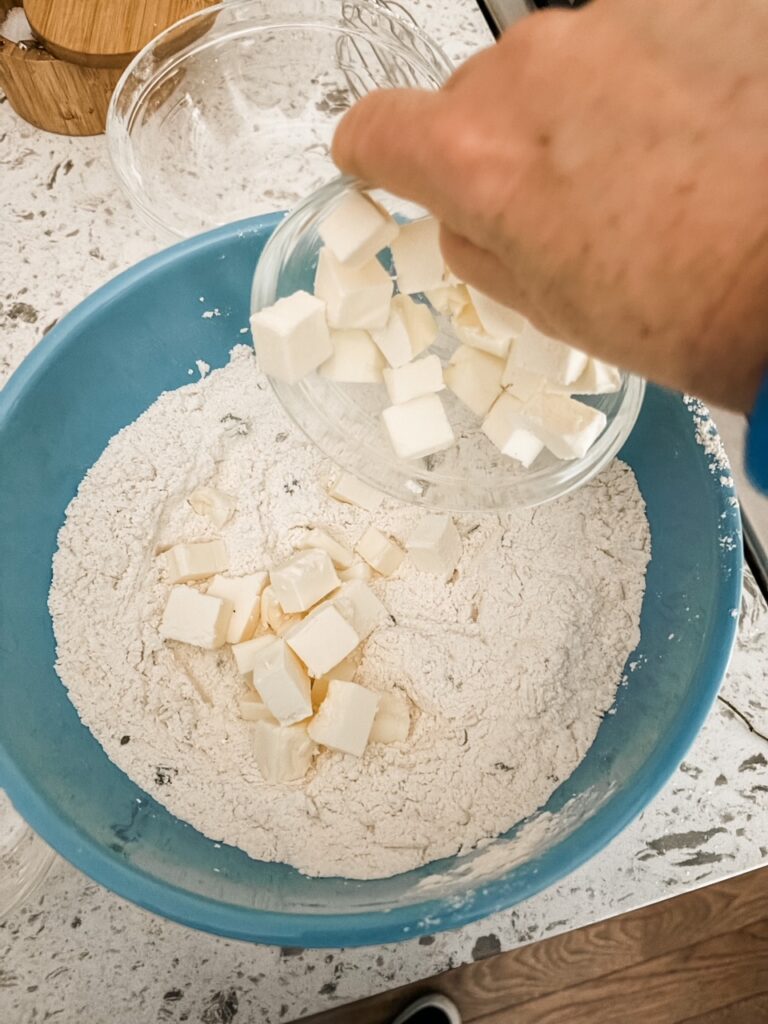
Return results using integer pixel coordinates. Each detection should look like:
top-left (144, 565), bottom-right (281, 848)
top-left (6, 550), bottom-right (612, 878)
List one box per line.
top-left (406, 514), bottom-right (462, 578)
top-left (238, 691), bottom-right (275, 723)
top-left (296, 528), bottom-right (354, 569)
top-left (269, 549), bottom-right (340, 614)
top-left (187, 486), bottom-right (236, 528)
top-left (233, 634), bottom-right (276, 674)
top-left (285, 603), bottom-right (360, 678)
top-left (369, 691), bottom-right (411, 744)
top-left (308, 680), bottom-right (380, 756)
top-left (163, 539), bottom-right (228, 584)
top-left (444, 345), bottom-right (504, 418)
top-left (390, 218), bottom-right (445, 294)
top-left (383, 354), bottom-right (444, 405)
top-left (371, 294), bottom-right (437, 368)
top-left (382, 393), bottom-right (455, 461)
top-left (206, 572), bottom-right (268, 644)
top-left (338, 561), bottom-right (374, 582)
top-left (250, 290), bottom-right (332, 383)
top-left (454, 304), bottom-right (511, 359)
top-left (311, 652), bottom-right (359, 709)
top-left (258, 585), bottom-right (301, 635)
top-left (333, 579), bottom-right (389, 640)
top-left (318, 190), bottom-right (399, 269)
top-left (466, 286), bottom-right (526, 342)
top-left (160, 585), bottom-right (232, 650)
top-left (355, 526), bottom-right (404, 577)
top-left (314, 246), bottom-right (393, 329)
top-left (482, 392), bottom-right (545, 468)
top-left (318, 328), bottom-right (386, 383)
top-left (326, 469), bottom-right (383, 513)
top-left (251, 718), bottom-right (317, 783)
top-left (251, 638), bottom-right (312, 725)
top-left (506, 321), bottom-right (588, 387)
top-left (512, 391), bottom-right (608, 460)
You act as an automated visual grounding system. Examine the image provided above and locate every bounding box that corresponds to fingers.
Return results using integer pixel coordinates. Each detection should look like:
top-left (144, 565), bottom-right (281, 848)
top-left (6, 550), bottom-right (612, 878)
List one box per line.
top-left (332, 89), bottom-right (445, 209)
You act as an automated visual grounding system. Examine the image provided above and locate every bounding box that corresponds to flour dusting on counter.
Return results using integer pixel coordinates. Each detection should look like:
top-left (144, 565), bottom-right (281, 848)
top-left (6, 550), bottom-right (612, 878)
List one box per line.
top-left (49, 347), bottom-right (650, 879)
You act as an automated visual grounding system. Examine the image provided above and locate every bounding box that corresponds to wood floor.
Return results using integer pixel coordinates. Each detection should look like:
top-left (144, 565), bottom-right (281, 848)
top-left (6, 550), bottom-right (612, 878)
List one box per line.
top-left (300, 866), bottom-right (768, 1024)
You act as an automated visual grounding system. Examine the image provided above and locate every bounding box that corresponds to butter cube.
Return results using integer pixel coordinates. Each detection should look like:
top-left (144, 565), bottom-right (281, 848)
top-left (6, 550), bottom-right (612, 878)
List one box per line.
top-left (369, 691), bottom-right (411, 744)
top-left (383, 354), bottom-right (444, 405)
top-left (163, 539), bottom-right (228, 584)
top-left (314, 247), bottom-right (393, 329)
top-left (513, 391), bottom-right (608, 460)
top-left (251, 718), bottom-right (317, 783)
top-left (338, 561), bottom-right (374, 582)
top-left (233, 634), bottom-right (277, 674)
top-left (251, 638), bottom-right (312, 725)
top-left (307, 680), bottom-right (380, 756)
top-left (311, 653), bottom-right (359, 709)
top-left (355, 526), bottom-right (405, 576)
top-left (507, 322), bottom-right (588, 387)
top-left (269, 549), bottom-right (340, 614)
top-left (318, 190), bottom-right (399, 269)
top-left (238, 691), bottom-right (275, 723)
top-left (333, 579), bottom-right (389, 640)
top-left (454, 304), bottom-right (511, 359)
top-left (187, 486), bottom-right (236, 528)
top-left (326, 470), bottom-right (383, 512)
top-left (285, 603), bottom-right (360, 678)
top-left (466, 286), bottom-right (526, 341)
top-left (318, 328), bottom-right (386, 383)
top-left (206, 572), bottom-right (268, 644)
top-left (426, 283), bottom-right (469, 317)
top-left (259, 585), bottom-right (302, 635)
top-left (390, 218), bottom-right (445, 294)
top-left (406, 514), bottom-right (462, 577)
top-left (159, 585), bottom-right (232, 650)
top-left (382, 393), bottom-right (455, 461)
top-left (371, 294), bottom-right (437, 367)
top-left (296, 528), bottom-right (354, 569)
top-left (501, 364), bottom-right (548, 401)
top-left (568, 358), bottom-right (622, 395)
top-left (482, 392), bottom-right (546, 467)
top-left (311, 676), bottom-right (331, 710)
top-left (250, 290), bottom-right (332, 383)
top-left (444, 345), bottom-right (504, 418)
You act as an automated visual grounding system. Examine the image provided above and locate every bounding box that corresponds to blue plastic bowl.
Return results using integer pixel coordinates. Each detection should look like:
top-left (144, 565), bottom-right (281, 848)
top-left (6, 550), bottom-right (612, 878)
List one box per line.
top-left (0, 216), bottom-right (742, 947)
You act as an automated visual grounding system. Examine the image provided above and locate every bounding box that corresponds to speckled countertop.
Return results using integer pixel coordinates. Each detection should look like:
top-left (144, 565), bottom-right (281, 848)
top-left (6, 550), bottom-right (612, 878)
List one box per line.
top-left (2, 3), bottom-right (768, 1023)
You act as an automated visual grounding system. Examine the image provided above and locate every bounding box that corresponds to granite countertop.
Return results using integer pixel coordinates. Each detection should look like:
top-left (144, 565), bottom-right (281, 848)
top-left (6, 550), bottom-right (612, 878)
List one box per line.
top-left (2, 3), bottom-right (768, 1022)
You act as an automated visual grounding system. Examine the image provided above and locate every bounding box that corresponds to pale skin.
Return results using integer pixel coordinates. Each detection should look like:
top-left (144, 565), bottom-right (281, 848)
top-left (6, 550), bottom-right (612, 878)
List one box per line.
top-left (332, 0), bottom-right (768, 412)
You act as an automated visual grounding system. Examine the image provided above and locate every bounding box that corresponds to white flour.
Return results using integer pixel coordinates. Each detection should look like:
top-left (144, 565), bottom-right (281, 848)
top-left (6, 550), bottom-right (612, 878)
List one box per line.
top-left (49, 347), bottom-right (650, 879)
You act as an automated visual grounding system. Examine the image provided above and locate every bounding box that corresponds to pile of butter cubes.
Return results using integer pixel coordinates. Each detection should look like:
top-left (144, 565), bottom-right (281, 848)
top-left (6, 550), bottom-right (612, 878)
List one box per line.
top-left (157, 479), bottom-right (464, 783)
top-left (251, 190), bottom-right (622, 469)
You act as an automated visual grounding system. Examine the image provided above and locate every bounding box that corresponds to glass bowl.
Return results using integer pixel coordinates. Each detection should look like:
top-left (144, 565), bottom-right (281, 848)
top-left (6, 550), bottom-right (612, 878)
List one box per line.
top-left (251, 177), bottom-right (646, 511)
top-left (0, 789), bottom-right (55, 920)
top-left (106, 0), bottom-right (453, 240)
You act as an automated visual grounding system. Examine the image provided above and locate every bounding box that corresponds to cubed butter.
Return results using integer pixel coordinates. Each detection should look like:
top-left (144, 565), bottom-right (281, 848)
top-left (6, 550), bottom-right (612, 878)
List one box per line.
top-left (390, 217), bottom-right (445, 294)
top-left (311, 652), bottom-right (360, 709)
top-left (232, 634), bottom-right (277, 674)
top-left (163, 539), bottom-right (228, 584)
top-left (501, 363), bottom-right (548, 401)
top-left (250, 290), bottom-right (332, 383)
top-left (296, 527), bottom-right (354, 569)
top-left (333, 579), bottom-right (389, 640)
top-left (369, 691), bottom-right (411, 744)
top-left (482, 392), bottom-right (546, 467)
top-left (318, 190), bottom-right (399, 269)
top-left (371, 294), bottom-right (437, 367)
top-left (318, 328), bottom-right (386, 383)
top-left (285, 603), bottom-right (360, 678)
top-left (238, 691), bottom-right (275, 723)
top-left (251, 638), bottom-right (312, 725)
top-left (326, 470), bottom-right (383, 512)
top-left (159, 585), bottom-right (232, 650)
top-left (355, 526), bottom-right (405, 576)
top-left (454, 304), bottom-right (511, 359)
top-left (381, 393), bottom-right (455, 461)
top-left (426, 283), bottom-right (469, 317)
top-left (338, 561), bottom-right (374, 582)
top-left (507, 322), bottom-right (588, 387)
top-left (511, 391), bottom-right (608, 460)
top-left (383, 354), bottom-right (444, 405)
top-left (187, 486), bottom-right (236, 528)
top-left (269, 548), bottom-right (340, 613)
top-left (406, 514), bottom-right (462, 577)
top-left (307, 679), bottom-right (380, 756)
top-left (466, 286), bottom-right (526, 341)
top-left (251, 718), bottom-right (316, 783)
top-left (206, 572), bottom-right (268, 644)
top-left (259, 585), bottom-right (302, 635)
top-left (314, 246), bottom-right (393, 329)
top-left (444, 345), bottom-right (504, 418)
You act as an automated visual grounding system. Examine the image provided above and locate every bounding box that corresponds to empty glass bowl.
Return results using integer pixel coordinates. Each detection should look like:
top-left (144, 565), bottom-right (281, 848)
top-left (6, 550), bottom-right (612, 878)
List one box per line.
top-left (107, 0), bottom-right (453, 239)
top-left (0, 789), bottom-right (55, 920)
top-left (251, 177), bottom-right (646, 511)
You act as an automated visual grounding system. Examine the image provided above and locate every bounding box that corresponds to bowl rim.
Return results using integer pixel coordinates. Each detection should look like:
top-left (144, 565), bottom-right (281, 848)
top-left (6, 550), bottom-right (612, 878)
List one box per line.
top-left (0, 216), bottom-right (743, 947)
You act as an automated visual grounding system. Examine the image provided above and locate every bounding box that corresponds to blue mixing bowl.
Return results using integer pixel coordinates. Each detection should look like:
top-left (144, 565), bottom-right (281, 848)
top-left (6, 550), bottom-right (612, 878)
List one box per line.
top-left (0, 216), bottom-right (742, 947)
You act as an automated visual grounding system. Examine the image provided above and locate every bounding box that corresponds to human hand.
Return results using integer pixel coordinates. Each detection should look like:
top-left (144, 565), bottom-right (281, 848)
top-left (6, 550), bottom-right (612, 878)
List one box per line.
top-left (332, 0), bottom-right (768, 412)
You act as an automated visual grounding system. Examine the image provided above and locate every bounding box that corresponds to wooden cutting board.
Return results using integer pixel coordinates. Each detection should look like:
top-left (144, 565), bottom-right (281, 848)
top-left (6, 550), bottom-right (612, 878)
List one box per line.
top-left (24, 0), bottom-right (217, 68)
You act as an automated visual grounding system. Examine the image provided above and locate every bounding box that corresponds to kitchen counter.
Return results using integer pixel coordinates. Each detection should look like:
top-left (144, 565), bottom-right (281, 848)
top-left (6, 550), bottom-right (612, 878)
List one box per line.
top-left (2, 3), bottom-right (768, 1022)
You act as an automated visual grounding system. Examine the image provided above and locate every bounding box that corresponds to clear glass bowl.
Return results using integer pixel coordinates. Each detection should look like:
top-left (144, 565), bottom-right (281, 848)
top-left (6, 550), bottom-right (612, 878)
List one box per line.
top-left (251, 177), bottom-right (646, 511)
top-left (106, 0), bottom-right (453, 240)
top-left (0, 789), bottom-right (55, 920)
